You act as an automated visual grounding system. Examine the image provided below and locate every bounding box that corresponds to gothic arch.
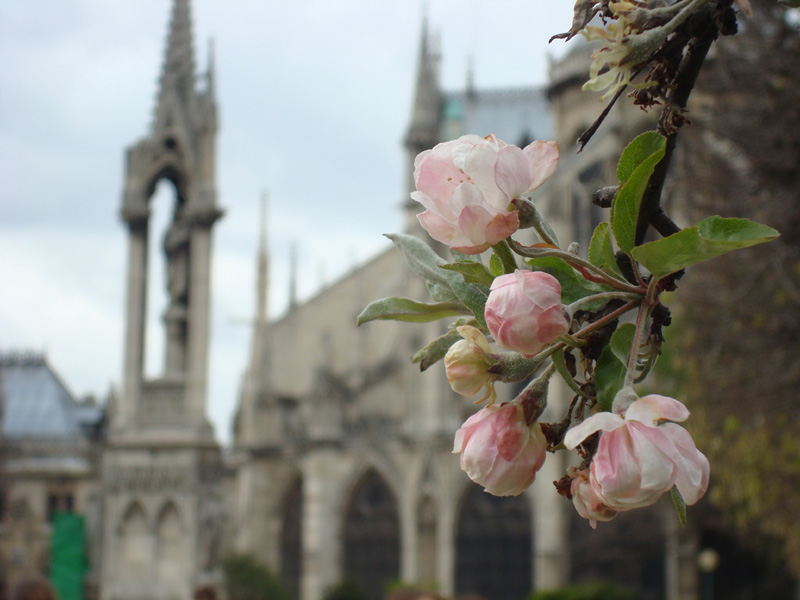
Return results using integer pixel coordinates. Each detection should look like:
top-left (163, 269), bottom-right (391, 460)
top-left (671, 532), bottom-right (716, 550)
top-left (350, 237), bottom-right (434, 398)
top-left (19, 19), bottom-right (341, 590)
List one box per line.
top-left (340, 453), bottom-right (404, 518)
top-left (280, 476), bottom-right (303, 600)
top-left (118, 501), bottom-right (150, 581)
top-left (455, 483), bottom-right (533, 600)
top-left (342, 468), bottom-right (401, 600)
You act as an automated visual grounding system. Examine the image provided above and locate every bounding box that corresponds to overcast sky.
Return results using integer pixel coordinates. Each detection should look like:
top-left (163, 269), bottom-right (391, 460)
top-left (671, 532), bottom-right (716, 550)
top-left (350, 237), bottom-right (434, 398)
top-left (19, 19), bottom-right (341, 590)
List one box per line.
top-left (0, 1), bottom-right (577, 445)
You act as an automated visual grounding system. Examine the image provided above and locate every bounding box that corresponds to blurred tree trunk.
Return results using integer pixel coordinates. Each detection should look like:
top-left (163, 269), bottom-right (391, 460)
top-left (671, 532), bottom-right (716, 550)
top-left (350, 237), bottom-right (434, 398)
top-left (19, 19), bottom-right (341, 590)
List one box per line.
top-left (670, 0), bottom-right (800, 575)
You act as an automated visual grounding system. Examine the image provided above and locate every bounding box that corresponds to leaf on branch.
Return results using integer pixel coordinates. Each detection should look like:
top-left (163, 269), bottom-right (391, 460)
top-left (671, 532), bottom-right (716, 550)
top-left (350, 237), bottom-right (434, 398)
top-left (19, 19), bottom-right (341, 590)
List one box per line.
top-left (595, 323), bottom-right (635, 411)
top-left (356, 297), bottom-right (470, 326)
top-left (412, 328), bottom-right (465, 371)
top-left (489, 254), bottom-right (504, 277)
top-left (525, 256), bottom-right (612, 308)
top-left (426, 281), bottom-right (460, 303)
top-left (671, 486), bottom-right (687, 527)
top-left (440, 260), bottom-right (496, 287)
top-left (630, 216), bottom-right (780, 278)
top-left (611, 132), bottom-right (668, 254)
top-left (553, 348), bottom-right (589, 398)
top-left (445, 272), bottom-right (490, 330)
top-left (385, 233), bottom-right (450, 288)
top-left (588, 222), bottom-right (625, 280)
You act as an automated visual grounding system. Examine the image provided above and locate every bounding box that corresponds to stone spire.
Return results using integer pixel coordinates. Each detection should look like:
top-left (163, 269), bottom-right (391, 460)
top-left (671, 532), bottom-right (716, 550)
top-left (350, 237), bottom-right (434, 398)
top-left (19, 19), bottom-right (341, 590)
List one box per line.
top-left (158, 0), bottom-right (196, 109)
top-left (405, 14), bottom-right (441, 159)
top-left (403, 14), bottom-right (442, 232)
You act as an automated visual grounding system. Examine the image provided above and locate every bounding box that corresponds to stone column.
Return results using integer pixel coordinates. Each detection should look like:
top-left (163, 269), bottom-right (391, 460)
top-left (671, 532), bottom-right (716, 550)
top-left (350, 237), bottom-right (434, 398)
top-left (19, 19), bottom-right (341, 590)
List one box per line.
top-left (301, 452), bottom-right (343, 600)
top-left (120, 214), bottom-right (148, 430)
top-left (438, 477), bottom-right (456, 598)
top-left (533, 378), bottom-right (571, 590)
top-left (186, 221), bottom-right (214, 428)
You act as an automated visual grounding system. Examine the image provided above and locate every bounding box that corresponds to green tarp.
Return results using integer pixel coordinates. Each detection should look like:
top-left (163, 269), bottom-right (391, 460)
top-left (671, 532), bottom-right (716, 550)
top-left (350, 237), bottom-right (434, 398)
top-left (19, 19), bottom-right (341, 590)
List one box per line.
top-left (50, 512), bottom-right (87, 600)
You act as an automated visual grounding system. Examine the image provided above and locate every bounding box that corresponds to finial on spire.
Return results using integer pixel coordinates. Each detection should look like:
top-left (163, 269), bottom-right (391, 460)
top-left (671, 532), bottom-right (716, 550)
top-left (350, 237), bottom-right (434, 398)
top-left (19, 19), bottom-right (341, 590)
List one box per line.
top-left (257, 191), bottom-right (269, 324)
top-left (158, 0), bottom-right (196, 105)
top-left (289, 242), bottom-right (298, 309)
top-left (206, 37), bottom-right (216, 97)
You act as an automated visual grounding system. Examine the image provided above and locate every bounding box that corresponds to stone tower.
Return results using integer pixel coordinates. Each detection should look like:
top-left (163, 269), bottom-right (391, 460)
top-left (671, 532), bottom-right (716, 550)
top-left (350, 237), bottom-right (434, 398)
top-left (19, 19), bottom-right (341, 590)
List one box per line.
top-left (101, 1), bottom-right (224, 598)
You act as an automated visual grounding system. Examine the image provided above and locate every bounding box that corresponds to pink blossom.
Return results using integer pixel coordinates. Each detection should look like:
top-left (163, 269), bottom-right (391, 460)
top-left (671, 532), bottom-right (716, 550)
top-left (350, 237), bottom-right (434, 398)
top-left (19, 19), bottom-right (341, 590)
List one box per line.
top-left (453, 402), bottom-right (547, 496)
top-left (484, 270), bottom-right (571, 356)
top-left (569, 468), bottom-right (617, 529)
top-left (412, 134), bottom-right (559, 254)
top-left (444, 326), bottom-right (499, 404)
top-left (564, 394), bottom-right (710, 511)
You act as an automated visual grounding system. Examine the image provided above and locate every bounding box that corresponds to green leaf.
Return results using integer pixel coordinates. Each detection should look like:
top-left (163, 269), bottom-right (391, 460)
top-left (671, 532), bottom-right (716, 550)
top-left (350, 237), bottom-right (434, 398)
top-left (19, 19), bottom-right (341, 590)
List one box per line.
top-left (356, 297), bottom-right (469, 325)
top-left (489, 254), bottom-right (503, 277)
top-left (595, 323), bottom-right (635, 411)
top-left (525, 256), bottom-right (612, 307)
top-left (440, 260), bottom-right (495, 287)
top-left (385, 233), bottom-right (449, 288)
top-left (617, 131), bottom-right (667, 184)
top-left (412, 328), bottom-right (464, 371)
top-left (671, 486), bottom-right (687, 527)
top-left (553, 348), bottom-right (587, 398)
top-left (444, 272), bottom-right (490, 330)
top-left (588, 222), bottom-right (624, 279)
top-left (426, 281), bottom-right (459, 303)
top-left (611, 132), bottom-right (667, 253)
top-left (631, 216), bottom-right (780, 278)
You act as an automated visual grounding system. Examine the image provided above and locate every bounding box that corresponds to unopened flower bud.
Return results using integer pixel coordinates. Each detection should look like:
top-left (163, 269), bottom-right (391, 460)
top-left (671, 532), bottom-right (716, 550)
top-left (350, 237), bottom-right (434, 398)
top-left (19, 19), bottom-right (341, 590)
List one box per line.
top-left (484, 270), bottom-right (571, 356)
top-left (569, 468), bottom-right (617, 529)
top-left (453, 402), bottom-right (547, 496)
top-left (445, 326), bottom-right (499, 404)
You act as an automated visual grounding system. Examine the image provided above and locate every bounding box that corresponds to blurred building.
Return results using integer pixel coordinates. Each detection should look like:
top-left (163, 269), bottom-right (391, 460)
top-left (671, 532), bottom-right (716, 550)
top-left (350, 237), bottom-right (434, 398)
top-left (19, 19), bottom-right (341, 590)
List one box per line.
top-left (0, 352), bottom-right (104, 598)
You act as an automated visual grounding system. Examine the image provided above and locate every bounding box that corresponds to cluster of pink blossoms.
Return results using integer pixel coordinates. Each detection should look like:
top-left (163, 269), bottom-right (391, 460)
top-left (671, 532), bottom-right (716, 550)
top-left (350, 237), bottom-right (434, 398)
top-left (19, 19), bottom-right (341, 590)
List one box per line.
top-left (412, 134), bottom-right (709, 527)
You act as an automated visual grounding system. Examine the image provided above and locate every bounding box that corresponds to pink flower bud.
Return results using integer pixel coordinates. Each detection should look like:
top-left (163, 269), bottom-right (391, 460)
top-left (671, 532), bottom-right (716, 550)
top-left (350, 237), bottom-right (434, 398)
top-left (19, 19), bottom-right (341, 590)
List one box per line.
top-left (564, 395), bottom-right (710, 511)
top-left (412, 134), bottom-right (559, 254)
top-left (444, 326), bottom-right (499, 404)
top-left (453, 402), bottom-right (547, 496)
top-left (569, 468), bottom-right (617, 529)
top-left (484, 270), bottom-right (571, 356)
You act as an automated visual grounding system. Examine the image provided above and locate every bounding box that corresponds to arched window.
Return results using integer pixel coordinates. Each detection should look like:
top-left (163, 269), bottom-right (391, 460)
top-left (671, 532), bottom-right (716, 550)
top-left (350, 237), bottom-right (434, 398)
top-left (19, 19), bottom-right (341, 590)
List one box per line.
top-left (569, 503), bottom-right (666, 600)
top-left (343, 470), bottom-right (400, 600)
top-left (280, 477), bottom-right (303, 600)
top-left (456, 483), bottom-right (532, 600)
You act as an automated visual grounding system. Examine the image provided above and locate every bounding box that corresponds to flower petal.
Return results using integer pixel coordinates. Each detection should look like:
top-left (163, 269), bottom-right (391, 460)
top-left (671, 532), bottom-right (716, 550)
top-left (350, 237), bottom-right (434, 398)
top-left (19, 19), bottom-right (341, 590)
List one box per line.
top-left (522, 141), bottom-right (559, 192)
top-left (564, 412), bottom-right (624, 449)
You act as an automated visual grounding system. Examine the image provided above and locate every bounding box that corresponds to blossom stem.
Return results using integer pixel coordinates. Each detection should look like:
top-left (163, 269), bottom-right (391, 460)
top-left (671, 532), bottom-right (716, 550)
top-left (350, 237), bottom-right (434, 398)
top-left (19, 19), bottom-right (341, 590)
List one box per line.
top-left (568, 292), bottom-right (643, 312)
top-left (572, 301), bottom-right (639, 339)
top-left (508, 239), bottom-right (644, 294)
top-left (558, 334), bottom-right (587, 349)
top-left (491, 240), bottom-right (518, 274)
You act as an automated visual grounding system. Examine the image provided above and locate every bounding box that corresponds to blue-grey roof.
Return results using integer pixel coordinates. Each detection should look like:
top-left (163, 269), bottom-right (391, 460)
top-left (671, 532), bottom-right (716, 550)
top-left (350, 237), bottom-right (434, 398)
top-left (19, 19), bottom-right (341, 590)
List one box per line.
top-left (442, 86), bottom-right (553, 145)
top-left (0, 352), bottom-right (91, 440)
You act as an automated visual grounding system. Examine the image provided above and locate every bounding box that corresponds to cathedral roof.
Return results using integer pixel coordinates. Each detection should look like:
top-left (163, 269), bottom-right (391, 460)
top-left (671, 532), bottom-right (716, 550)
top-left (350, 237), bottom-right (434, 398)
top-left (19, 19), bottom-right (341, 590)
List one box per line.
top-left (0, 352), bottom-right (101, 441)
top-left (442, 86), bottom-right (553, 146)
